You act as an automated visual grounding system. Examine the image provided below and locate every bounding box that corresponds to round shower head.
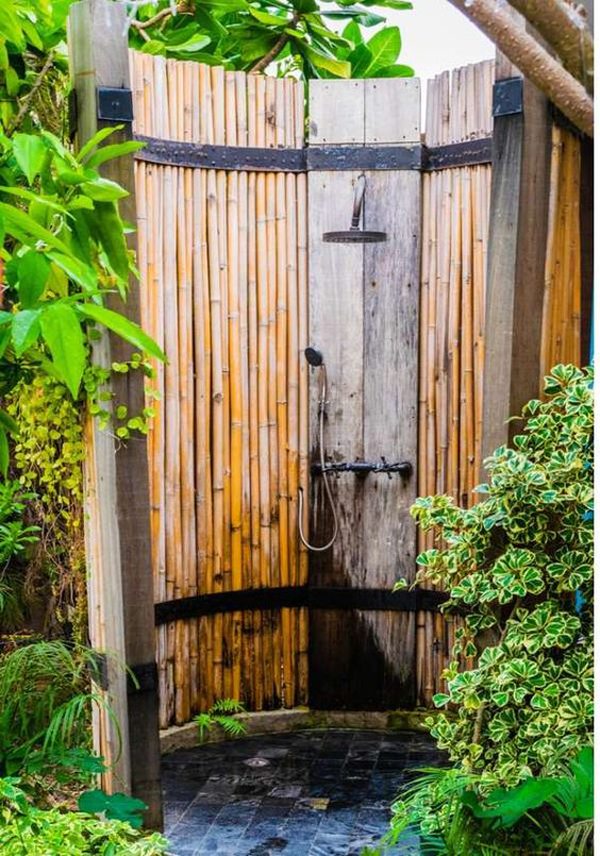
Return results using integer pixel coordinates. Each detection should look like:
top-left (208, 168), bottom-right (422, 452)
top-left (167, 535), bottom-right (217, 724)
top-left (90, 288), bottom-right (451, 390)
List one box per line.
top-left (323, 229), bottom-right (387, 244)
top-left (305, 346), bottom-right (324, 367)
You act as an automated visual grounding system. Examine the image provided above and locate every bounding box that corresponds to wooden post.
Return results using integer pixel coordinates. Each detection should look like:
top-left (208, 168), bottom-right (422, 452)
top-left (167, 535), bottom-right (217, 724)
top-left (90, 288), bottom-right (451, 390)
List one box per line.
top-left (68, 0), bottom-right (163, 829)
top-left (307, 79), bottom-right (420, 709)
top-left (481, 63), bottom-right (552, 466)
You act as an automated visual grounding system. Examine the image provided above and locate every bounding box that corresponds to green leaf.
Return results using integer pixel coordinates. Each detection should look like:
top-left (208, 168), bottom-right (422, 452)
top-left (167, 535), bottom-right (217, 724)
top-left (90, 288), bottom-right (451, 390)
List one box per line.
top-left (12, 134), bottom-right (48, 185)
top-left (17, 250), bottom-right (50, 308)
top-left (348, 43), bottom-right (373, 77)
top-left (248, 7), bottom-right (288, 26)
top-left (0, 202), bottom-right (71, 255)
top-left (363, 25), bottom-right (400, 73)
top-left (84, 141), bottom-right (147, 171)
top-left (0, 408), bottom-right (18, 434)
top-left (376, 63), bottom-right (414, 77)
top-left (432, 693), bottom-right (450, 708)
top-left (47, 251), bottom-right (98, 294)
top-left (299, 44), bottom-right (351, 77)
top-left (0, 429), bottom-right (8, 477)
top-left (82, 177), bottom-right (129, 202)
top-left (40, 303), bottom-right (86, 398)
top-left (78, 789), bottom-right (148, 829)
top-left (12, 309), bottom-right (41, 356)
top-left (77, 125), bottom-right (123, 163)
top-left (77, 303), bottom-right (166, 362)
top-left (87, 201), bottom-right (130, 282)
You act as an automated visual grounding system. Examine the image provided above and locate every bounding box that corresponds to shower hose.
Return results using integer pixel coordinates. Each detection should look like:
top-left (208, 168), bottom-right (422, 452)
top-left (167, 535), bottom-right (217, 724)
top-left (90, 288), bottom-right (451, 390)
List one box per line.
top-left (298, 365), bottom-right (338, 552)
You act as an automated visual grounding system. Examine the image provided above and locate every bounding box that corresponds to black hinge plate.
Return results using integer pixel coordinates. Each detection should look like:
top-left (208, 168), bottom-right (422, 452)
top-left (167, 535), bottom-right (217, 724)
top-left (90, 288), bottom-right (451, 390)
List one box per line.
top-left (97, 86), bottom-right (134, 123)
top-left (493, 77), bottom-right (523, 118)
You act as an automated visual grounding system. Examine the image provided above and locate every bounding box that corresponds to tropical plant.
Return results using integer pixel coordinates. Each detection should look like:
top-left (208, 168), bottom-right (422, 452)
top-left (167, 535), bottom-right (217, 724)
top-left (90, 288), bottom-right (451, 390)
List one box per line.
top-left (0, 777), bottom-right (169, 855)
top-left (78, 789), bottom-right (150, 829)
top-left (126, 0), bottom-right (413, 79)
top-left (0, 640), bottom-right (106, 777)
top-left (400, 364), bottom-right (593, 793)
top-left (194, 698), bottom-right (248, 742)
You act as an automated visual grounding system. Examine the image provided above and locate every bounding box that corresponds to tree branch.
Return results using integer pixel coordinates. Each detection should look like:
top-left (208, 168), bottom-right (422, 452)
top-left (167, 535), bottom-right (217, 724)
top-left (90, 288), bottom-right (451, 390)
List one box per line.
top-left (250, 13), bottom-right (301, 74)
top-left (447, 0), bottom-right (593, 137)
top-left (6, 51), bottom-right (56, 137)
top-left (508, 0), bottom-right (593, 92)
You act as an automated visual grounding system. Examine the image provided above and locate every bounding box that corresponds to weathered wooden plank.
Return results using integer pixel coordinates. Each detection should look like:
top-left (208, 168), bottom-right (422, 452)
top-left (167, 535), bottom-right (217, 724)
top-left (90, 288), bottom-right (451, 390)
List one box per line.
top-left (481, 73), bottom-right (552, 465)
top-left (308, 77), bottom-right (420, 709)
top-left (68, 0), bottom-right (162, 827)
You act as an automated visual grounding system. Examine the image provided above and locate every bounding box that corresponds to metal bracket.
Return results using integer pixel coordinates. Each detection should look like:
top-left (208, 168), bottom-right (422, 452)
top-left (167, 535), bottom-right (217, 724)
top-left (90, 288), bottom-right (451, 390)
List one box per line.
top-left (312, 458), bottom-right (412, 479)
top-left (97, 86), bottom-right (134, 123)
top-left (493, 77), bottom-right (523, 118)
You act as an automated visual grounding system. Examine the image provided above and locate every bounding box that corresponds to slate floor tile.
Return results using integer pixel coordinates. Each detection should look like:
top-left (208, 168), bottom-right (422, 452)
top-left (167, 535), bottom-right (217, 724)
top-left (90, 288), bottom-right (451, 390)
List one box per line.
top-left (162, 729), bottom-right (445, 853)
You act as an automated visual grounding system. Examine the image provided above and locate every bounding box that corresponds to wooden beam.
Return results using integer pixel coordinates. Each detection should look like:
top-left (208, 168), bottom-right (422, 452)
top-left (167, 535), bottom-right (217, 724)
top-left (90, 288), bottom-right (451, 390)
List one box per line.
top-left (446, 0), bottom-right (593, 137)
top-left (481, 67), bottom-right (553, 466)
top-left (68, 0), bottom-right (163, 829)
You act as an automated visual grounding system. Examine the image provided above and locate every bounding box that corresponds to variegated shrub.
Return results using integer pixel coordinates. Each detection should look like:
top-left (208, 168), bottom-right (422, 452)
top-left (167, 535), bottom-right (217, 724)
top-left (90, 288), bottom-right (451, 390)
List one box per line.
top-left (410, 364), bottom-right (593, 793)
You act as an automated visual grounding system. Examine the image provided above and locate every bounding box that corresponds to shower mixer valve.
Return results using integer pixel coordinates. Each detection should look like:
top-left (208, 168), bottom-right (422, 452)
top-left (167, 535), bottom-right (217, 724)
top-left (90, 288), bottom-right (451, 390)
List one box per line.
top-left (311, 457), bottom-right (413, 480)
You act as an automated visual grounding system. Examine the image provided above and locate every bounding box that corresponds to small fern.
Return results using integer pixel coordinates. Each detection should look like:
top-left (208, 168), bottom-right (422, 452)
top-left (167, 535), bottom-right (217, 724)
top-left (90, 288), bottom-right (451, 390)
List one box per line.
top-left (194, 699), bottom-right (247, 743)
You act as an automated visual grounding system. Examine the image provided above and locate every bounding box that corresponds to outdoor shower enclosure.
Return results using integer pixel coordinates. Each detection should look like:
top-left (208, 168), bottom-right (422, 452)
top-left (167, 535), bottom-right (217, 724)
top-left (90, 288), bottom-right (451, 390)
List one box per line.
top-left (116, 54), bottom-right (584, 730)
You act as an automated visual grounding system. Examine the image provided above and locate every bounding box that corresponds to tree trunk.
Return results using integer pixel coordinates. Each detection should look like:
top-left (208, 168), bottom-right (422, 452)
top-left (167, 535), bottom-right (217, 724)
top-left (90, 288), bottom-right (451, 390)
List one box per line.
top-left (509, 0), bottom-right (593, 93)
top-left (447, 0), bottom-right (593, 137)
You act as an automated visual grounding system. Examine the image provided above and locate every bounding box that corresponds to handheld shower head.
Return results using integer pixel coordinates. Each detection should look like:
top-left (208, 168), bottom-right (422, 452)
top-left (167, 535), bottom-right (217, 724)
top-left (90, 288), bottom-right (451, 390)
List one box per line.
top-left (305, 346), bottom-right (324, 367)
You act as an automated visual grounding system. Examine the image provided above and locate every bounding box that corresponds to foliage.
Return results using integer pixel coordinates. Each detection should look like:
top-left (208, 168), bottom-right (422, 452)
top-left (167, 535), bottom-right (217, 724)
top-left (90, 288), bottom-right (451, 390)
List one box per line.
top-left (0, 777), bottom-right (169, 855)
top-left (127, 0), bottom-right (413, 79)
top-left (0, 640), bottom-right (104, 777)
top-left (382, 755), bottom-right (594, 856)
top-left (194, 698), bottom-right (248, 742)
top-left (0, 479), bottom-right (39, 630)
top-left (401, 364), bottom-right (593, 792)
top-left (78, 789), bottom-right (149, 829)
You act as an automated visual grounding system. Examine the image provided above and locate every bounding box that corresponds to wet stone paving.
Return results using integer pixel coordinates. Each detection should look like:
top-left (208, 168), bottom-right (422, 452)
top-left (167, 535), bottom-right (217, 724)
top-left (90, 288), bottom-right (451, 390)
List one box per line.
top-left (162, 729), bottom-right (444, 855)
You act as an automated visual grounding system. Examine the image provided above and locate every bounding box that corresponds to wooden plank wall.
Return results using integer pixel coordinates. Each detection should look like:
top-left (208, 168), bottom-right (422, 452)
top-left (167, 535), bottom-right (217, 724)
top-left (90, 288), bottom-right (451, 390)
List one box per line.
top-left (417, 61), bottom-right (493, 706)
top-left (131, 53), bottom-right (309, 727)
top-left (307, 79), bottom-right (421, 710)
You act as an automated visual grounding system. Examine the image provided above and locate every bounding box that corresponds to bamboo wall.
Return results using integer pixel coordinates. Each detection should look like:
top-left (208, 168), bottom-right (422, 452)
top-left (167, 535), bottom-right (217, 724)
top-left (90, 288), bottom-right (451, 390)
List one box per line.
top-left (416, 62), bottom-right (494, 706)
top-left (541, 126), bottom-right (583, 380)
top-left (131, 53), bottom-right (309, 728)
top-left (129, 52), bottom-right (586, 724)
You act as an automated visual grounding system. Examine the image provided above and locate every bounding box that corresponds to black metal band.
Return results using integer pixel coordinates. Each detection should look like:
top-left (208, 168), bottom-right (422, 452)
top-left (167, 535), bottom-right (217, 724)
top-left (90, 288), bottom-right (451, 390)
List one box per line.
top-left (154, 586), bottom-right (448, 625)
top-left (134, 136), bottom-right (492, 173)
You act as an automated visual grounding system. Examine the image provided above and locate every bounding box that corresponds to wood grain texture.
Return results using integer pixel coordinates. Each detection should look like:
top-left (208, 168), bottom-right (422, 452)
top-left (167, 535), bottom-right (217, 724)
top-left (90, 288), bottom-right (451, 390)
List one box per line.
top-left (308, 77), bottom-right (420, 710)
top-left (68, 0), bottom-right (162, 827)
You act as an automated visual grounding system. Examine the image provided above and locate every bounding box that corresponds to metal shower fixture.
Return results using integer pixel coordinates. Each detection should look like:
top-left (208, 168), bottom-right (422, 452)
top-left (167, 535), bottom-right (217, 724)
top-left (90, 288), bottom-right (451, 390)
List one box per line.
top-left (322, 174), bottom-right (387, 244)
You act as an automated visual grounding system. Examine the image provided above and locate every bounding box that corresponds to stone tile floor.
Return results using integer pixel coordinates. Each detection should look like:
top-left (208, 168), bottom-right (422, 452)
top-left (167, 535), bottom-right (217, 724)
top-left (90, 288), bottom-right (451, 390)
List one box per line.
top-left (162, 729), bottom-right (444, 855)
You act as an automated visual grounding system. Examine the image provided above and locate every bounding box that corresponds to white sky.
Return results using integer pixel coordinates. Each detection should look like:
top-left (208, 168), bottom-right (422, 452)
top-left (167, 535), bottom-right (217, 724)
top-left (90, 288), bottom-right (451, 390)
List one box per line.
top-left (387, 0), bottom-right (494, 81)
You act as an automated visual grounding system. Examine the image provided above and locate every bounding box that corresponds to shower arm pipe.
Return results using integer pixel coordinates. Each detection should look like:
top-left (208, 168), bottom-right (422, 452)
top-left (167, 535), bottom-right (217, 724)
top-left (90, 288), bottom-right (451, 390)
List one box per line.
top-left (350, 174), bottom-right (366, 230)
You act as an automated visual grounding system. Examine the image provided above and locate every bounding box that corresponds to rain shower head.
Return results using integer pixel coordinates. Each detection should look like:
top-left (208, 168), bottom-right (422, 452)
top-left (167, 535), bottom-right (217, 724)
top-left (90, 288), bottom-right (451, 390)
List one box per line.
top-left (323, 228), bottom-right (387, 244)
top-left (322, 174), bottom-right (387, 244)
top-left (305, 346), bottom-right (324, 367)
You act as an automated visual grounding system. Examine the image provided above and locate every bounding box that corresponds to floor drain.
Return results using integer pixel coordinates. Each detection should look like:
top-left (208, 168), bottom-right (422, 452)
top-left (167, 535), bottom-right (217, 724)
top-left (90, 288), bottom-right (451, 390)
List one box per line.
top-left (244, 756), bottom-right (271, 768)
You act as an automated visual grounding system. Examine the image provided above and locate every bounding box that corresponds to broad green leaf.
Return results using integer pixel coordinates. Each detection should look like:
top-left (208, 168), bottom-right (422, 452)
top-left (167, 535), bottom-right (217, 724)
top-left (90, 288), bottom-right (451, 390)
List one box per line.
top-left (374, 63), bottom-right (414, 77)
top-left (342, 20), bottom-right (364, 46)
top-left (47, 251), bottom-right (98, 293)
top-left (299, 44), bottom-right (351, 78)
top-left (0, 186), bottom-right (67, 214)
top-left (349, 43), bottom-right (372, 77)
top-left (77, 125), bottom-right (123, 163)
top-left (77, 303), bottom-right (166, 362)
top-left (82, 177), bottom-right (129, 202)
top-left (87, 201), bottom-right (130, 282)
top-left (363, 25), bottom-right (400, 73)
top-left (0, 408), bottom-right (18, 434)
top-left (0, 202), bottom-right (71, 254)
top-left (166, 34), bottom-right (212, 53)
top-left (84, 141), bottom-right (146, 171)
top-left (78, 789), bottom-right (148, 829)
top-left (248, 7), bottom-right (288, 26)
top-left (12, 133), bottom-right (47, 185)
top-left (17, 250), bottom-right (50, 308)
top-left (12, 309), bottom-right (41, 356)
top-left (40, 303), bottom-right (86, 398)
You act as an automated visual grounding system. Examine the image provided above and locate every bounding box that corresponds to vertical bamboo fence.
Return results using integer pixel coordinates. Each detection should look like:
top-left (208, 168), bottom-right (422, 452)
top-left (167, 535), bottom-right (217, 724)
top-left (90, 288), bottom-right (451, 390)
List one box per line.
top-left (127, 52), bottom-right (586, 725)
top-left (131, 53), bottom-right (308, 727)
top-left (541, 125), bottom-right (583, 379)
top-left (416, 61), bottom-right (494, 706)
